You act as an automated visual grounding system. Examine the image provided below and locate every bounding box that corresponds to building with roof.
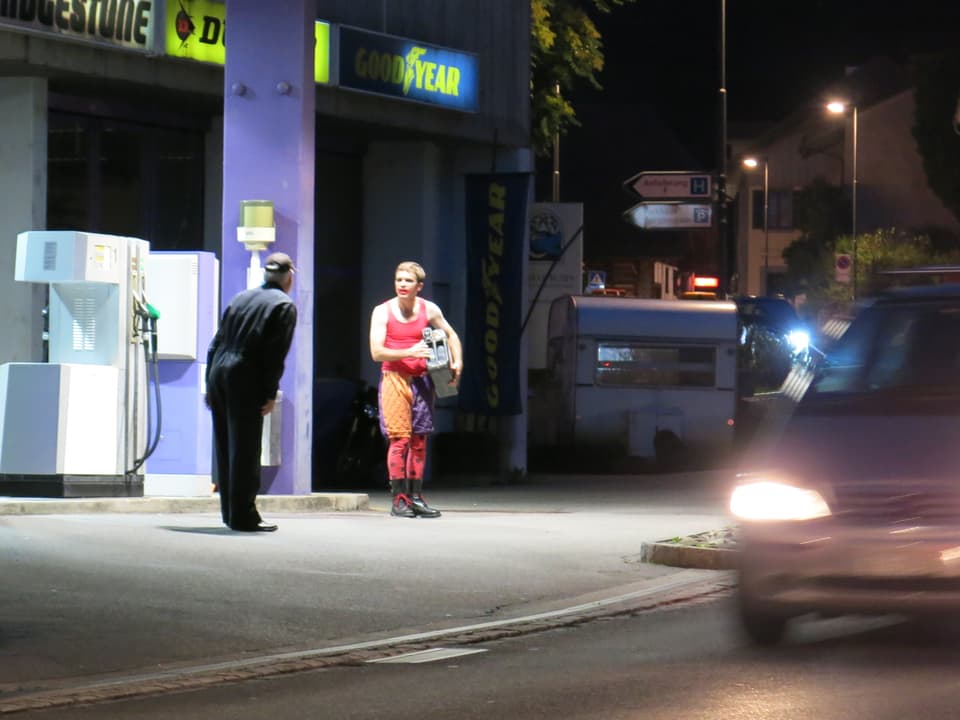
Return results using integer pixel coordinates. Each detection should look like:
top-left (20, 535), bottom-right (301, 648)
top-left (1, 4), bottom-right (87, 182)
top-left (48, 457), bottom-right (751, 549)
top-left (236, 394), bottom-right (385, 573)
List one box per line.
top-left (732, 57), bottom-right (960, 297)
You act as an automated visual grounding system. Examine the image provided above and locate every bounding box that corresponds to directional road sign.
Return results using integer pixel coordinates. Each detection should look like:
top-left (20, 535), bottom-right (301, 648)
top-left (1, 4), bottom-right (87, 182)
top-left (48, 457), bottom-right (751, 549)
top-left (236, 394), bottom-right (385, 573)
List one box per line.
top-left (625, 171), bottom-right (713, 199)
top-left (623, 202), bottom-right (713, 230)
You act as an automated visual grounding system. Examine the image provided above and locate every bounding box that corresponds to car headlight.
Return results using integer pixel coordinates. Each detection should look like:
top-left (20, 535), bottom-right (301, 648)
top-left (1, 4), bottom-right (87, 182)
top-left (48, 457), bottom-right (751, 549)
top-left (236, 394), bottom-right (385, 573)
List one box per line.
top-left (730, 481), bottom-right (832, 521)
top-left (786, 329), bottom-right (810, 355)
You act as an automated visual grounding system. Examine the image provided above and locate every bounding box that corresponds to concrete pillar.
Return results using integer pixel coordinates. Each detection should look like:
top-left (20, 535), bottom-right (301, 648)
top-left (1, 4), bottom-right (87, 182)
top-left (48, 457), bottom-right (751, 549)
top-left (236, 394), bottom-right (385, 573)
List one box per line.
top-left (222, 0), bottom-right (315, 495)
top-left (0, 78), bottom-right (47, 363)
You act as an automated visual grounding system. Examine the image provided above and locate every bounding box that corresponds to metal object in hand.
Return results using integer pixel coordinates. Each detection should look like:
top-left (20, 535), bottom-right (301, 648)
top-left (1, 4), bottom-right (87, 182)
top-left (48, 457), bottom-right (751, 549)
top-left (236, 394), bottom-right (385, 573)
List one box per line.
top-left (422, 327), bottom-right (457, 397)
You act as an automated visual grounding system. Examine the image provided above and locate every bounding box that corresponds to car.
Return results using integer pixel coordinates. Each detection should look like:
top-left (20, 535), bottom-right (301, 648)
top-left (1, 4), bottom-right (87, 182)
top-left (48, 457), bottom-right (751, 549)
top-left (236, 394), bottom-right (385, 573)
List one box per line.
top-left (734, 295), bottom-right (813, 397)
top-left (735, 295), bottom-right (811, 357)
top-left (730, 284), bottom-right (960, 644)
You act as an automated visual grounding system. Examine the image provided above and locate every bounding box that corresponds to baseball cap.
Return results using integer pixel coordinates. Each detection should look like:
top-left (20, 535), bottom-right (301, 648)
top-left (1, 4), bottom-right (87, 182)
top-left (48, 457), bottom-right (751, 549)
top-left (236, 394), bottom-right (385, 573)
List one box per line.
top-left (264, 252), bottom-right (296, 273)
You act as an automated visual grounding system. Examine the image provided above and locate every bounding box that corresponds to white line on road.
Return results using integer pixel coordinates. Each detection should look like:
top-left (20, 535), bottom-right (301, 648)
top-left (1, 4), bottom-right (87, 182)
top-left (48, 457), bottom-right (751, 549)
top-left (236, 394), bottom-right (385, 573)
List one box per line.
top-left (368, 648), bottom-right (489, 664)
top-left (0, 569), bottom-right (729, 714)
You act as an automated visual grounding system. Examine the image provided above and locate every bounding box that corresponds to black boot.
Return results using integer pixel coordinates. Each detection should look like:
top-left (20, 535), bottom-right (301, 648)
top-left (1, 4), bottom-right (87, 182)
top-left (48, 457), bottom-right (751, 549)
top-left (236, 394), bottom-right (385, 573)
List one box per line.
top-left (409, 478), bottom-right (441, 518)
top-left (389, 479), bottom-right (415, 518)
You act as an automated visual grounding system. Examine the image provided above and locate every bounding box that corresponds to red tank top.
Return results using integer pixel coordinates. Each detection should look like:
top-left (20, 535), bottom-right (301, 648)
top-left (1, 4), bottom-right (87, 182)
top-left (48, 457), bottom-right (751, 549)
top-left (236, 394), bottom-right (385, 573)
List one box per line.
top-left (382, 297), bottom-right (429, 375)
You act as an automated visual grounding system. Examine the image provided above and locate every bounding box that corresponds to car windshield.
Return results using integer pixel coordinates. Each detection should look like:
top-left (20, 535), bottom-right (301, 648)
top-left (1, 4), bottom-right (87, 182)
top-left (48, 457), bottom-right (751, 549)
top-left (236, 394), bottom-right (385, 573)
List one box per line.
top-left (736, 298), bottom-right (799, 330)
top-left (807, 298), bottom-right (960, 397)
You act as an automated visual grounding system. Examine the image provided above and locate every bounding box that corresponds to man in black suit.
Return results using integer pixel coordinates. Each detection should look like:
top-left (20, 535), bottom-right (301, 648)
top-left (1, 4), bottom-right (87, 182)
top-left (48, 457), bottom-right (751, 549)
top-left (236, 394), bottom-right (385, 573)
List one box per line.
top-left (206, 252), bottom-right (297, 532)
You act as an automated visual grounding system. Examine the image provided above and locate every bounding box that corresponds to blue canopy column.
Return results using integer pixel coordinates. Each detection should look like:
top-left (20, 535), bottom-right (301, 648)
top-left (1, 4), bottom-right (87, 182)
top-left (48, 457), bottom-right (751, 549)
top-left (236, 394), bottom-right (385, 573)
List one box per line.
top-left (221, 1), bottom-right (315, 494)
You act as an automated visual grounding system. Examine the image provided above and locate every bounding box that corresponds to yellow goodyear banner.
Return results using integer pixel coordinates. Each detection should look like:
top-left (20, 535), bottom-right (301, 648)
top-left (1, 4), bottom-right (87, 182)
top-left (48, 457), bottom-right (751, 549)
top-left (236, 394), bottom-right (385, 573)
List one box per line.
top-left (165, 0), bottom-right (330, 84)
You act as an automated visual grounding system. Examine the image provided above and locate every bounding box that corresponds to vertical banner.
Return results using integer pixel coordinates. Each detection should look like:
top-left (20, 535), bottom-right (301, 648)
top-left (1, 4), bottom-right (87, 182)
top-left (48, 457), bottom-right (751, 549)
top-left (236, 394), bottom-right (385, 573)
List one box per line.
top-left (461, 174), bottom-right (529, 416)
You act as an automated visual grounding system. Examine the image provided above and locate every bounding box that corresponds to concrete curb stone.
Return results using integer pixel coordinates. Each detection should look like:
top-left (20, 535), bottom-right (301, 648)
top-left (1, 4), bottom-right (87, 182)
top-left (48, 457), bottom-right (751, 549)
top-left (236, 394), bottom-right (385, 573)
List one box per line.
top-left (640, 540), bottom-right (739, 570)
top-left (0, 493), bottom-right (370, 516)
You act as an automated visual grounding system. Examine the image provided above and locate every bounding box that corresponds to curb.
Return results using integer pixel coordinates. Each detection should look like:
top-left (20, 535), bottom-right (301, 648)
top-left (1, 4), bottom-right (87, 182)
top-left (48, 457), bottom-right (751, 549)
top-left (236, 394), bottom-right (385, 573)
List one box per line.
top-left (641, 541), bottom-right (739, 570)
top-left (0, 493), bottom-right (370, 516)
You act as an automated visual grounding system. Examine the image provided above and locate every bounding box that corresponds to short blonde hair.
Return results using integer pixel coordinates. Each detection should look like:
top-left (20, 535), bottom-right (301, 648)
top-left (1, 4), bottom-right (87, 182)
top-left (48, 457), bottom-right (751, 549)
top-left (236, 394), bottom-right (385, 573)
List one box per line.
top-left (395, 261), bottom-right (426, 283)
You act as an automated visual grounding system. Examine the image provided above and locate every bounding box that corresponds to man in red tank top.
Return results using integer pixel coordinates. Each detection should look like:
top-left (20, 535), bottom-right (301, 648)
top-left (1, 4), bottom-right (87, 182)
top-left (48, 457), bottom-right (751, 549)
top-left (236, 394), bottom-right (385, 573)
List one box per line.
top-left (369, 261), bottom-right (462, 518)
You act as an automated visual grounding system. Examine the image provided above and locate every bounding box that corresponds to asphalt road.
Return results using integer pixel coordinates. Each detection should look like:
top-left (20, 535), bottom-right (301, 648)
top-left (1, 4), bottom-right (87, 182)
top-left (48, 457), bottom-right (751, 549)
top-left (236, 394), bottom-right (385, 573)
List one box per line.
top-left (18, 594), bottom-right (960, 719)
top-left (0, 471), bottom-right (732, 713)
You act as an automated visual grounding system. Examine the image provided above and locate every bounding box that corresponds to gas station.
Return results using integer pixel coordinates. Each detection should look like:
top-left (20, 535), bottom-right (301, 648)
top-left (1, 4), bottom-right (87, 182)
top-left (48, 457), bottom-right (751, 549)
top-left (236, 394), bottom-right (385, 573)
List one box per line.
top-left (0, 1), bottom-right (533, 497)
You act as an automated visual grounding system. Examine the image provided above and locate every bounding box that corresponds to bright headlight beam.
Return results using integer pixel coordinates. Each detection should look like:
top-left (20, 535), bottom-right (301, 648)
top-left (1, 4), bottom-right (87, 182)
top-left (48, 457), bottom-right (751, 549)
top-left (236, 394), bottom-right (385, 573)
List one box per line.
top-left (730, 481), bottom-right (831, 521)
top-left (787, 329), bottom-right (810, 354)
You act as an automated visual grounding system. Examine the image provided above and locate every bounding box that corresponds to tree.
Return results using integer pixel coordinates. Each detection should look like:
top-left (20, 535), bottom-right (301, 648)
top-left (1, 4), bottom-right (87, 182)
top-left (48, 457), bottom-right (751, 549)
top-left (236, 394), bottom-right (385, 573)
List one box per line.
top-left (530, 0), bottom-right (633, 157)
top-left (781, 177), bottom-right (849, 296)
top-left (795, 227), bottom-right (960, 318)
top-left (782, 177), bottom-right (960, 318)
top-left (912, 49), bottom-right (960, 224)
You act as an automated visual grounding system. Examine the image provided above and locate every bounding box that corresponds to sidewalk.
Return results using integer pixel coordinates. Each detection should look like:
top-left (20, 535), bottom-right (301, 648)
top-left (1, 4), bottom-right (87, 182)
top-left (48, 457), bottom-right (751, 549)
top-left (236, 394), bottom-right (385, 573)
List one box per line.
top-left (0, 473), bottom-right (739, 571)
top-left (0, 491), bottom-right (369, 515)
top-left (0, 472), bottom-right (738, 570)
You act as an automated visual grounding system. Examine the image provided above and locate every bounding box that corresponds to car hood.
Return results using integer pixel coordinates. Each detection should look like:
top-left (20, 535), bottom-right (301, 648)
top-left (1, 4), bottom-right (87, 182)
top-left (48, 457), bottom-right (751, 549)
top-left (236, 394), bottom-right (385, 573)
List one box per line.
top-left (757, 386), bottom-right (960, 486)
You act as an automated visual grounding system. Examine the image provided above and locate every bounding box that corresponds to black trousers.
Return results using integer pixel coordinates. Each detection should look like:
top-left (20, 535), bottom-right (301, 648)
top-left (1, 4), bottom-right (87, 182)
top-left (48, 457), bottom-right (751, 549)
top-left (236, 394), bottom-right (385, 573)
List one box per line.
top-left (208, 366), bottom-right (264, 528)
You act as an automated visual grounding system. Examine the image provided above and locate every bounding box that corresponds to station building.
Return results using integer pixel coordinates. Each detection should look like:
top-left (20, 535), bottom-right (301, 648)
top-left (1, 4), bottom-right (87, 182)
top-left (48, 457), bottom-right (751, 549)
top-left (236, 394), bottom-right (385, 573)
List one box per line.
top-left (0, 0), bottom-right (532, 492)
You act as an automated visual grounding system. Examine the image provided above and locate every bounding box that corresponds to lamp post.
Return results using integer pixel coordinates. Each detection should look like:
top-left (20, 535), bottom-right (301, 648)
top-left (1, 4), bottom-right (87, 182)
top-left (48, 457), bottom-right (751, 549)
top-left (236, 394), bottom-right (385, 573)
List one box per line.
top-left (717, 0), bottom-right (729, 297)
top-left (827, 100), bottom-right (858, 300)
top-left (743, 156), bottom-right (769, 294)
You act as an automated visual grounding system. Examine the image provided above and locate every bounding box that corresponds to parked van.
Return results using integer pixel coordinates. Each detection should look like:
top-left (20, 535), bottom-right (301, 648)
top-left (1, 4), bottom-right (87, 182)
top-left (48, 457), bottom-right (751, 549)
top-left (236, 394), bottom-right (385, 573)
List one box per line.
top-left (532, 295), bottom-right (738, 465)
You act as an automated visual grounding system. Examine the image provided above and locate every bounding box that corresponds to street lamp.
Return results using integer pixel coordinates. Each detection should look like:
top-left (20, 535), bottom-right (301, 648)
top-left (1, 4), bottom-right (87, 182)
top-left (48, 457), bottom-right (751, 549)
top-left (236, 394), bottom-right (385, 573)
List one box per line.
top-left (742, 156), bottom-right (769, 294)
top-left (827, 100), bottom-right (858, 299)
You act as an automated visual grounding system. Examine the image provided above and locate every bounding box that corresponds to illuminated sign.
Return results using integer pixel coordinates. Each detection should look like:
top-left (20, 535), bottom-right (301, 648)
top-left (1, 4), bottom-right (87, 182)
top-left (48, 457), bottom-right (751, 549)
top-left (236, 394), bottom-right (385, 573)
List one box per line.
top-left (165, 0), bottom-right (331, 84)
top-left (0, 0), bottom-right (156, 51)
top-left (338, 26), bottom-right (478, 112)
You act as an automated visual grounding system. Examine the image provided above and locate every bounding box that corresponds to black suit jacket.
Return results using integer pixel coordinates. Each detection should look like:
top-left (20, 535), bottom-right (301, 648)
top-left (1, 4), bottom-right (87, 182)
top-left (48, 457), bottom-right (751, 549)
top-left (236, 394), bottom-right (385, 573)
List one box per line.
top-left (206, 282), bottom-right (297, 407)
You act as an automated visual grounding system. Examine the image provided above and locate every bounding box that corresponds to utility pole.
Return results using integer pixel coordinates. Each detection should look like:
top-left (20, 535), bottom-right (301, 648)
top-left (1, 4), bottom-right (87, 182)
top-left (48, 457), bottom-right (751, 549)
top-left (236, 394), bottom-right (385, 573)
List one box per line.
top-left (552, 81), bottom-right (561, 202)
top-left (717, 0), bottom-right (728, 296)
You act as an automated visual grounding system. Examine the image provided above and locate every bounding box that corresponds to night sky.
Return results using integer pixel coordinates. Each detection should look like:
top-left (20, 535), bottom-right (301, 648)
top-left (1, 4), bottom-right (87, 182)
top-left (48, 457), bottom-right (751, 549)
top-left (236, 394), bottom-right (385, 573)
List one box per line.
top-left (592, 0), bottom-right (960, 163)
top-left (551, 0), bottom-right (960, 266)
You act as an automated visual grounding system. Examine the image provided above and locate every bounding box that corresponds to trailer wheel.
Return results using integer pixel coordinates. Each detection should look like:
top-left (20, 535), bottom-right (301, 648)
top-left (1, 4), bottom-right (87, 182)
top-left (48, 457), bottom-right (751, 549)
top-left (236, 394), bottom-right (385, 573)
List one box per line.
top-left (653, 429), bottom-right (685, 471)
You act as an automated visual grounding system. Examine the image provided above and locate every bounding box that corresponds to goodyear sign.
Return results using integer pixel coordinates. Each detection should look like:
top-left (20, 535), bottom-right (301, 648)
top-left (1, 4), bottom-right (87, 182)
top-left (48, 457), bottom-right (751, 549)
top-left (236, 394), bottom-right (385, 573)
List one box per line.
top-left (0, 0), bottom-right (155, 51)
top-left (165, 0), bottom-right (331, 84)
top-left (339, 25), bottom-right (478, 112)
top-left (462, 174), bottom-right (528, 415)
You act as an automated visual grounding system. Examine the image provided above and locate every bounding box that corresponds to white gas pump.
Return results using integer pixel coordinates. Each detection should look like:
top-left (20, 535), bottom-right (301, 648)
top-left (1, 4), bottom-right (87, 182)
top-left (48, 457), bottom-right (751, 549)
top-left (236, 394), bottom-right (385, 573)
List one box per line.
top-left (0, 231), bottom-right (152, 497)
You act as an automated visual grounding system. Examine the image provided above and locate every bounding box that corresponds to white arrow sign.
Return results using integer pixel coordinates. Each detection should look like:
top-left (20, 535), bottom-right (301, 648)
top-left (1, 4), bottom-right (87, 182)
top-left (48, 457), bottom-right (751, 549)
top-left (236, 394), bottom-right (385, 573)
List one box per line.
top-left (623, 202), bottom-right (713, 229)
top-left (626, 171), bottom-right (713, 199)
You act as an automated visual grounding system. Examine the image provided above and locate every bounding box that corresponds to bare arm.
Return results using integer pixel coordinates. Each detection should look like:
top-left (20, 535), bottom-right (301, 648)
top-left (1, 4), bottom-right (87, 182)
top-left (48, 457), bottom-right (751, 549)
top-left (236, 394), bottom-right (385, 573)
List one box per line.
top-left (369, 302), bottom-right (431, 362)
top-left (426, 301), bottom-right (463, 383)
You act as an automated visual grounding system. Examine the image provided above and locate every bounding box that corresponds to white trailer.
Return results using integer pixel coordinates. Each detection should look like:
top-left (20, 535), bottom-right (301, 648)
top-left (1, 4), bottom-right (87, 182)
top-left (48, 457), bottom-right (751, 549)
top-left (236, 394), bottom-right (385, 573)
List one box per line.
top-left (535, 295), bottom-right (738, 464)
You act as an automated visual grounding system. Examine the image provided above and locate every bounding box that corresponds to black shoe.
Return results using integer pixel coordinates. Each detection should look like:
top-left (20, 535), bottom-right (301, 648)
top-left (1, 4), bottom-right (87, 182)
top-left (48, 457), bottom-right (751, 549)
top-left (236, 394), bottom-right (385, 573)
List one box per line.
top-left (231, 522), bottom-right (278, 532)
top-left (391, 494), bottom-right (416, 518)
top-left (410, 495), bottom-right (441, 518)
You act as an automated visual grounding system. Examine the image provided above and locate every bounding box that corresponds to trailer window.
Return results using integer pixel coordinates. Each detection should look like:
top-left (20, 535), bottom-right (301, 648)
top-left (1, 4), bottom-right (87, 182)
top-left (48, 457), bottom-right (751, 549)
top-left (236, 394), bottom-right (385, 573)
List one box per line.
top-left (595, 344), bottom-right (716, 387)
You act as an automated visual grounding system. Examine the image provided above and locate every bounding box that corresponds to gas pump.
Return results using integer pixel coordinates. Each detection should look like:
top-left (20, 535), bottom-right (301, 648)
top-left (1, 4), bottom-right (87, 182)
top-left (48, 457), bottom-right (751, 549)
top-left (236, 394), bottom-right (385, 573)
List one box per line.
top-left (0, 231), bottom-right (154, 497)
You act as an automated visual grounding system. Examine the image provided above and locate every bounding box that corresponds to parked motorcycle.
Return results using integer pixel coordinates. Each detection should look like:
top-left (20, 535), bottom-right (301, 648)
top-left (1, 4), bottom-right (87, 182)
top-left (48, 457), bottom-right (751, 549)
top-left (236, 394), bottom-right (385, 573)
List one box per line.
top-left (334, 382), bottom-right (387, 489)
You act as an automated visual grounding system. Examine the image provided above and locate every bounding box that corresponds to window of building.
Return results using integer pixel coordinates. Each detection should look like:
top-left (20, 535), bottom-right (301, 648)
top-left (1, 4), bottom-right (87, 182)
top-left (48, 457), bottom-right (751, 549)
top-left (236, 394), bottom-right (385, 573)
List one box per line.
top-left (47, 111), bottom-right (205, 251)
top-left (595, 343), bottom-right (716, 387)
top-left (751, 189), bottom-right (796, 231)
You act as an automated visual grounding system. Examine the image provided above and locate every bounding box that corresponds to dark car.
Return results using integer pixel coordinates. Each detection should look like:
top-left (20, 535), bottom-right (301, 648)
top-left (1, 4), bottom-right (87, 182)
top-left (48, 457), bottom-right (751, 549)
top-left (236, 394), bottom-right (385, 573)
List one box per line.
top-left (735, 295), bottom-right (801, 332)
top-left (730, 284), bottom-right (960, 644)
top-left (735, 295), bottom-right (811, 396)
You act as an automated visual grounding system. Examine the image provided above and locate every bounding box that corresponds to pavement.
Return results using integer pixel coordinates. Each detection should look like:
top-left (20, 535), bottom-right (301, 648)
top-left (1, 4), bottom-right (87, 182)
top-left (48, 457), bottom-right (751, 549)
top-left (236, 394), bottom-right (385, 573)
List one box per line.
top-left (0, 472), bottom-right (738, 570)
top-left (0, 470), bottom-right (737, 714)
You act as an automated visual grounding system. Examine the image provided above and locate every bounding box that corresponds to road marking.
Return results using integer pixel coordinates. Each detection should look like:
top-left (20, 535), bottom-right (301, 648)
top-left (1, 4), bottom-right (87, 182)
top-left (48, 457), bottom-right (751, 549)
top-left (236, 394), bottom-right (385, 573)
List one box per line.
top-left (0, 570), bottom-right (731, 714)
top-left (368, 647), bottom-right (488, 664)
